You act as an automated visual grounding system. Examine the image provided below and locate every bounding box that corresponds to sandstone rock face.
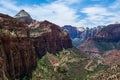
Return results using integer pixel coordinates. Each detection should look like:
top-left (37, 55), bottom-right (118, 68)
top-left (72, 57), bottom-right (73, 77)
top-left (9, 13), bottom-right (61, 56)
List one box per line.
top-left (0, 12), bottom-right (73, 79)
top-left (90, 24), bottom-right (120, 42)
top-left (80, 26), bottom-right (102, 42)
top-left (62, 25), bottom-right (102, 46)
top-left (15, 10), bottom-right (73, 56)
top-left (103, 50), bottom-right (120, 65)
top-left (62, 25), bottom-right (84, 46)
top-left (0, 13), bottom-right (37, 80)
top-left (78, 24), bottom-right (120, 54)
top-left (30, 20), bottom-right (73, 57)
top-left (0, 35), bottom-right (37, 80)
top-left (62, 25), bottom-right (84, 39)
top-left (14, 9), bottom-right (32, 25)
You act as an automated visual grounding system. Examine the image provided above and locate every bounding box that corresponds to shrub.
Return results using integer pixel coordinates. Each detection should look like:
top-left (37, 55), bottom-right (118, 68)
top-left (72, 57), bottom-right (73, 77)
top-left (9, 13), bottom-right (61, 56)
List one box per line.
top-left (57, 66), bottom-right (67, 73)
top-left (0, 25), bottom-right (3, 29)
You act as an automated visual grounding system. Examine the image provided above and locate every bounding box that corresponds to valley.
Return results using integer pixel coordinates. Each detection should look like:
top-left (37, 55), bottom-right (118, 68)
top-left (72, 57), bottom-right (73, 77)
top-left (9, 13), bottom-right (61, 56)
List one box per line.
top-left (0, 9), bottom-right (120, 80)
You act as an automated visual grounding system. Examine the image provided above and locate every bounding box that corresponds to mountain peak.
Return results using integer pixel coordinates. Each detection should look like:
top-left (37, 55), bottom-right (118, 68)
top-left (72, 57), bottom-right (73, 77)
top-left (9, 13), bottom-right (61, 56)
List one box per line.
top-left (14, 9), bottom-right (31, 18)
top-left (14, 9), bottom-right (32, 24)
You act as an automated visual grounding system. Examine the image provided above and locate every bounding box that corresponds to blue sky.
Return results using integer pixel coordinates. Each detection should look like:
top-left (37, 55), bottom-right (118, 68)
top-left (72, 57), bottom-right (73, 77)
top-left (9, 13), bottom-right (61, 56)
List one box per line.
top-left (0, 0), bottom-right (120, 27)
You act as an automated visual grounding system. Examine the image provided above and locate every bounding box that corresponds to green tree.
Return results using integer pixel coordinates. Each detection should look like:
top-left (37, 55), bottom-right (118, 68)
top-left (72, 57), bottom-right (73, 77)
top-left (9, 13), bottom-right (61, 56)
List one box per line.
top-left (0, 25), bottom-right (3, 29)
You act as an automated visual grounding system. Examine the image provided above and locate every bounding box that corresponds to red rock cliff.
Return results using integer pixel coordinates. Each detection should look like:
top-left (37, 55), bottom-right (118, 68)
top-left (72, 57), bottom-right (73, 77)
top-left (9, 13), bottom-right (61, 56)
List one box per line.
top-left (0, 13), bottom-right (73, 79)
top-left (0, 13), bottom-right (37, 80)
top-left (30, 20), bottom-right (73, 57)
top-left (78, 24), bottom-right (120, 54)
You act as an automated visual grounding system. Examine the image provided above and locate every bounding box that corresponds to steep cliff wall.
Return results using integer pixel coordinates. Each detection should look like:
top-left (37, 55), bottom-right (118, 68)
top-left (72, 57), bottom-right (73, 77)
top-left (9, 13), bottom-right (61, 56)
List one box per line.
top-left (0, 13), bottom-right (73, 79)
top-left (30, 20), bottom-right (73, 57)
top-left (78, 24), bottom-right (120, 54)
top-left (0, 13), bottom-right (37, 80)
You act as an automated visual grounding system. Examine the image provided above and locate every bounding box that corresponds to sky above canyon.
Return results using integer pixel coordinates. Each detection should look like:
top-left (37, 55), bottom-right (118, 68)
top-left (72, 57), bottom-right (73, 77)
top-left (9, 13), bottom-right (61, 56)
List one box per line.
top-left (0, 0), bottom-right (120, 27)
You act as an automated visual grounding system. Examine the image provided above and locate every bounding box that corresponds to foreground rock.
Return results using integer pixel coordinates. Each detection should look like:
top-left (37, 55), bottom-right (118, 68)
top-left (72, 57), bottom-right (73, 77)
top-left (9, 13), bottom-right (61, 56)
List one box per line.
top-left (0, 13), bottom-right (37, 80)
top-left (14, 10), bottom-right (73, 57)
top-left (30, 20), bottom-right (73, 57)
top-left (0, 12), bottom-right (73, 79)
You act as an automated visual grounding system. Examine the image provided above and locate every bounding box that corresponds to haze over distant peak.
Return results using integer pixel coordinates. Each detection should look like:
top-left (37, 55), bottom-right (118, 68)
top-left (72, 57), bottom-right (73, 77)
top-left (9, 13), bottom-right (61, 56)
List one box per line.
top-left (0, 0), bottom-right (120, 27)
top-left (14, 9), bottom-right (32, 24)
top-left (14, 9), bottom-right (31, 18)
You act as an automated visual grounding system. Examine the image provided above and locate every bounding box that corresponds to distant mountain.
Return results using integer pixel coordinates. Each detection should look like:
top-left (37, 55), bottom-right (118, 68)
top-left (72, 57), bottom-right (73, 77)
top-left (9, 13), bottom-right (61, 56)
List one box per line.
top-left (78, 24), bottom-right (120, 54)
top-left (14, 9), bottom-right (33, 24)
top-left (91, 24), bottom-right (120, 42)
top-left (62, 25), bottom-right (84, 46)
top-left (80, 26), bottom-right (103, 41)
top-left (62, 25), bottom-right (102, 46)
top-left (1, 10), bottom-right (120, 80)
top-left (77, 24), bottom-right (120, 80)
top-left (62, 25), bottom-right (84, 39)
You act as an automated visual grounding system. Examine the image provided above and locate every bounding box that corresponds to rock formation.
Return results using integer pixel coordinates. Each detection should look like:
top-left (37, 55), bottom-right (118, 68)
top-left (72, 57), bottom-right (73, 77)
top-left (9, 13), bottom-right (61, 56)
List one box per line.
top-left (62, 25), bottom-right (102, 46)
top-left (0, 10), bottom-right (73, 79)
top-left (0, 13), bottom-right (37, 80)
top-left (14, 10), bottom-right (73, 57)
top-left (78, 24), bottom-right (120, 54)
top-left (14, 9), bottom-right (32, 25)
top-left (30, 20), bottom-right (73, 57)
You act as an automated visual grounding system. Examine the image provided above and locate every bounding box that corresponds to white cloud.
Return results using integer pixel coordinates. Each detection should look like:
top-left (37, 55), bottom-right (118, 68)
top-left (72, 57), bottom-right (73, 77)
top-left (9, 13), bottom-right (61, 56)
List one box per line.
top-left (110, 0), bottom-right (120, 9)
top-left (90, 0), bottom-right (102, 1)
top-left (82, 7), bottom-right (107, 15)
top-left (0, 0), bottom-right (19, 11)
top-left (0, 0), bottom-right (82, 27)
top-left (80, 6), bottom-right (120, 27)
top-left (0, 0), bottom-right (120, 27)
top-left (56, 0), bottom-right (81, 5)
top-left (22, 3), bottom-right (79, 26)
top-left (0, 0), bottom-right (20, 16)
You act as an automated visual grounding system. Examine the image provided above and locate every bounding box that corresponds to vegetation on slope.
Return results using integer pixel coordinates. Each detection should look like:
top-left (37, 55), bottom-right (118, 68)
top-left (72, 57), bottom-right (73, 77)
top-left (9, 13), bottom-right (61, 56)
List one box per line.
top-left (20, 47), bottom-right (110, 80)
top-left (30, 48), bottom-right (88, 80)
top-left (87, 63), bottom-right (120, 80)
top-left (94, 41), bottom-right (120, 52)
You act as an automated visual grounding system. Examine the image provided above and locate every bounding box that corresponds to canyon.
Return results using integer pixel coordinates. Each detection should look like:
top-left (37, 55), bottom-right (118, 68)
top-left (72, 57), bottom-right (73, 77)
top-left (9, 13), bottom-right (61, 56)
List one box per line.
top-left (0, 10), bottom-right (72, 80)
top-left (0, 10), bottom-right (120, 80)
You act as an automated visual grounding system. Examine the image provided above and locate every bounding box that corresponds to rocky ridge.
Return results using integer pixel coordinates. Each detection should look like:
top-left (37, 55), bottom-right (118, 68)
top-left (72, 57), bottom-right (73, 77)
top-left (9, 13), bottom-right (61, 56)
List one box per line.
top-left (14, 9), bottom-right (32, 24)
top-left (0, 10), bottom-right (72, 80)
top-left (62, 25), bottom-right (103, 46)
top-left (78, 24), bottom-right (120, 54)
top-left (0, 13), bottom-right (37, 80)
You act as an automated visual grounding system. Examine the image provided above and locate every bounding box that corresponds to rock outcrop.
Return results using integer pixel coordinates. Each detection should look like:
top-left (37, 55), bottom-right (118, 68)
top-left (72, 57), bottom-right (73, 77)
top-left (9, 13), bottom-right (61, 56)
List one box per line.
top-left (0, 11), bottom-right (73, 79)
top-left (80, 26), bottom-right (102, 42)
top-left (78, 24), bottom-right (120, 54)
top-left (30, 20), bottom-right (73, 57)
top-left (0, 13), bottom-right (37, 80)
top-left (62, 25), bottom-right (84, 39)
top-left (14, 9), bottom-right (32, 25)
top-left (62, 25), bottom-right (102, 46)
top-left (103, 50), bottom-right (120, 65)
top-left (14, 10), bottom-right (73, 56)
top-left (90, 24), bottom-right (120, 42)
top-left (62, 25), bottom-right (84, 46)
